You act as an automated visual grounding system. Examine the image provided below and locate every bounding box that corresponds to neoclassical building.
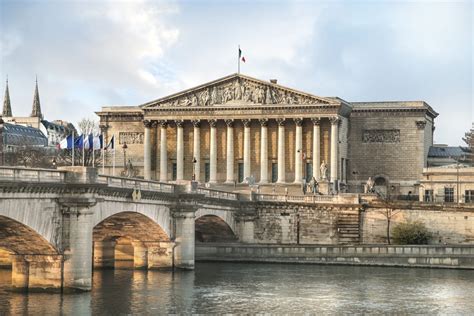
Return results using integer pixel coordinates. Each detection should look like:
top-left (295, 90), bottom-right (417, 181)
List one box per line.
top-left (97, 73), bottom-right (437, 194)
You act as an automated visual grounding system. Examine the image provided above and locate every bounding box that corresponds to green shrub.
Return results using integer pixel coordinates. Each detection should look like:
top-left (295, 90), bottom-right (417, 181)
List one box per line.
top-left (392, 221), bottom-right (432, 245)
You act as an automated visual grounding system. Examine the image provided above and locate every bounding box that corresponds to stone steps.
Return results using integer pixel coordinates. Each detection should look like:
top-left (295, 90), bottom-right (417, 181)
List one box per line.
top-left (336, 209), bottom-right (360, 244)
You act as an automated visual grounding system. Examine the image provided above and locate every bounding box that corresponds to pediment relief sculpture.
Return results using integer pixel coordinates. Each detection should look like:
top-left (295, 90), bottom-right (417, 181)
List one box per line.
top-left (147, 77), bottom-right (331, 108)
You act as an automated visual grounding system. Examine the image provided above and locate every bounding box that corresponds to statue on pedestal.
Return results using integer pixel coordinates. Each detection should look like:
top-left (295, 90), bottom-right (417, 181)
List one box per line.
top-left (320, 161), bottom-right (328, 180)
top-left (364, 177), bottom-right (375, 193)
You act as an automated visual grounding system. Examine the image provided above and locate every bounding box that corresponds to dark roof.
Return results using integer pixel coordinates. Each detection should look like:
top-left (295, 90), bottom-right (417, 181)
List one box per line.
top-left (428, 146), bottom-right (467, 158)
top-left (1, 122), bottom-right (48, 147)
top-left (42, 120), bottom-right (66, 132)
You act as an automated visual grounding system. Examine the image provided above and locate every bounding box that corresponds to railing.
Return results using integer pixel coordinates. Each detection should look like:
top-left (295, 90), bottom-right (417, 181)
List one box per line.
top-left (255, 193), bottom-right (338, 203)
top-left (196, 187), bottom-right (240, 201)
top-left (0, 166), bottom-right (66, 183)
top-left (97, 175), bottom-right (176, 194)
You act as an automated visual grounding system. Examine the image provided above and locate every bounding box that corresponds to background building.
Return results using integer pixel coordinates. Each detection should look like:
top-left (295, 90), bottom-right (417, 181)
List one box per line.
top-left (97, 73), bottom-right (437, 195)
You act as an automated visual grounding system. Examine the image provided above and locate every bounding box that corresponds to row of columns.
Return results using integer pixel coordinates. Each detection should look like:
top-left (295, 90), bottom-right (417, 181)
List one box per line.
top-left (143, 117), bottom-right (341, 184)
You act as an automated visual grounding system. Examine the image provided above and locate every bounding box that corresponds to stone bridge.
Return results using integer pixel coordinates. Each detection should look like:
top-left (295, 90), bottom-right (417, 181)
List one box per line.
top-left (0, 166), bottom-right (258, 292)
top-left (0, 166), bottom-right (370, 292)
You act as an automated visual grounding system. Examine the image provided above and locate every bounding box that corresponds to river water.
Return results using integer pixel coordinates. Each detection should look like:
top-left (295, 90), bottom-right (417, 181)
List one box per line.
top-left (0, 262), bottom-right (473, 315)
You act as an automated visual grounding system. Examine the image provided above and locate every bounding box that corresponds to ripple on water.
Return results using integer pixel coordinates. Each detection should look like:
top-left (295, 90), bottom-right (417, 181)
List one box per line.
top-left (0, 263), bottom-right (474, 314)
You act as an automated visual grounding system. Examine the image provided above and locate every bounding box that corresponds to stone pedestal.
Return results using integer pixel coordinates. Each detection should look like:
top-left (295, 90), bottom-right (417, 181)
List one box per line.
top-left (11, 255), bottom-right (29, 290)
top-left (27, 255), bottom-right (63, 291)
top-left (318, 180), bottom-right (330, 195)
top-left (147, 241), bottom-right (174, 269)
top-left (93, 240), bottom-right (116, 269)
top-left (132, 241), bottom-right (148, 269)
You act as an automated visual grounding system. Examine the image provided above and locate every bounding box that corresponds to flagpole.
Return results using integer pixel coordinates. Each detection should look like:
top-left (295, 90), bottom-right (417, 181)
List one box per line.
top-left (92, 135), bottom-right (95, 168)
top-left (112, 134), bottom-right (116, 176)
top-left (82, 134), bottom-right (85, 167)
top-left (102, 134), bottom-right (105, 175)
top-left (72, 130), bottom-right (75, 167)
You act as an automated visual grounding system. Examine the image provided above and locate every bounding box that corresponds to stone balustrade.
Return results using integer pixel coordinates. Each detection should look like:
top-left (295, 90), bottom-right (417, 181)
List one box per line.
top-left (196, 187), bottom-right (240, 201)
top-left (0, 166), bottom-right (66, 183)
top-left (254, 193), bottom-right (359, 204)
top-left (98, 175), bottom-right (176, 194)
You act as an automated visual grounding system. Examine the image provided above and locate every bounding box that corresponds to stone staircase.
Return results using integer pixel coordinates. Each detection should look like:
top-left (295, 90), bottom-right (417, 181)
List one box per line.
top-left (336, 209), bottom-right (361, 244)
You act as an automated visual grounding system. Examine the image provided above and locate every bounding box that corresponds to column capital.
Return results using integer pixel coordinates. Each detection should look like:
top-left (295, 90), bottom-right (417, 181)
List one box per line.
top-left (192, 119), bottom-right (201, 127)
top-left (259, 118), bottom-right (268, 127)
top-left (225, 119), bottom-right (234, 127)
top-left (311, 117), bottom-right (321, 126)
top-left (242, 119), bottom-right (251, 127)
top-left (276, 118), bottom-right (286, 126)
top-left (158, 120), bottom-right (168, 128)
top-left (294, 117), bottom-right (303, 126)
top-left (143, 120), bottom-right (155, 128)
top-left (329, 117), bottom-right (340, 125)
top-left (208, 119), bottom-right (217, 128)
top-left (175, 119), bottom-right (184, 128)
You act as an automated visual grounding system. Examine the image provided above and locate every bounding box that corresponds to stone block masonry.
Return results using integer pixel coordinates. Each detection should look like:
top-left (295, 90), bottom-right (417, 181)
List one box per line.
top-left (196, 244), bottom-right (474, 270)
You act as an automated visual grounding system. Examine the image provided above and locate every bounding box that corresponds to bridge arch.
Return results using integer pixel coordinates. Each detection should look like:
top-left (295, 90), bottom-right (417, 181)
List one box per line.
top-left (0, 215), bottom-right (58, 255)
top-left (91, 201), bottom-right (171, 238)
top-left (195, 209), bottom-right (238, 242)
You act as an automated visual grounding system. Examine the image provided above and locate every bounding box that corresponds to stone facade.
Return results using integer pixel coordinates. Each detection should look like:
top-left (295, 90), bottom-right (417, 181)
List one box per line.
top-left (97, 74), bottom-right (437, 193)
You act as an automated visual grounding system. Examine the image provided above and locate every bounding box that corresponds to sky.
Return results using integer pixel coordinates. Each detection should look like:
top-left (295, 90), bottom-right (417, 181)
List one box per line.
top-left (0, 0), bottom-right (472, 145)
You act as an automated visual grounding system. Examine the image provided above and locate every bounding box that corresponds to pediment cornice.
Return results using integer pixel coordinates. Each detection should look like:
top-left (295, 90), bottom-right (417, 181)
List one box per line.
top-left (141, 73), bottom-right (338, 109)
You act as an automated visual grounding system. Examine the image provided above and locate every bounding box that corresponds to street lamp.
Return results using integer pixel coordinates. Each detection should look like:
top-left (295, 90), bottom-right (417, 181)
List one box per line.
top-left (192, 157), bottom-right (197, 181)
top-left (122, 142), bottom-right (128, 169)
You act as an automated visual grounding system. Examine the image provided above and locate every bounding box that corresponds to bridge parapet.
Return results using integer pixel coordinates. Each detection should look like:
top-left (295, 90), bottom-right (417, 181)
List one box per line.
top-left (196, 187), bottom-right (240, 201)
top-left (98, 175), bottom-right (176, 194)
top-left (0, 166), bottom-right (66, 183)
top-left (255, 193), bottom-right (360, 204)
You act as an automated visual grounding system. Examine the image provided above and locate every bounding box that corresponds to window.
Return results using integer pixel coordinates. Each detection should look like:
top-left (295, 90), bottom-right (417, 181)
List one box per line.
top-left (238, 163), bottom-right (244, 183)
top-left (204, 163), bottom-right (210, 183)
top-left (271, 163), bottom-right (278, 183)
top-left (424, 190), bottom-right (434, 202)
top-left (444, 187), bottom-right (454, 203)
top-left (465, 190), bottom-right (474, 203)
top-left (172, 163), bottom-right (177, 181)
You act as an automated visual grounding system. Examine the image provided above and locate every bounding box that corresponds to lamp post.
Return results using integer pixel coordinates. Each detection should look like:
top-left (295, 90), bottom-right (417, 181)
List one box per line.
top-left (297, 149), bottom-right (306, 182)
top-left (456, 160), bottom-right (460, 204)
top-left (192, 157), bottom-right (197, 181)
top-left (122, 142), bottom-right (128, 169)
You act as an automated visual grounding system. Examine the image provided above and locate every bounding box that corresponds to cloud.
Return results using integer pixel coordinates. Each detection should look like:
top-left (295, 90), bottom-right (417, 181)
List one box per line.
top-left (0, 0), bottom-right (472, 145)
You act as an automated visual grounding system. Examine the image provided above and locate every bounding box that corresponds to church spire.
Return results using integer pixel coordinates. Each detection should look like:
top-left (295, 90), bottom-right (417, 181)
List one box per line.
top-left (2, 76), bottom-right (12, 117)
top-left (31, 76), bottom-right (43, 119)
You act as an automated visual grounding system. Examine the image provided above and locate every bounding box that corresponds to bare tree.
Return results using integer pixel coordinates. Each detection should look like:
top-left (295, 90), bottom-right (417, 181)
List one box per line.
top-left (78, 117), bottom-right (100, 136)
top-left (462, 123), bottom-right (474, 163)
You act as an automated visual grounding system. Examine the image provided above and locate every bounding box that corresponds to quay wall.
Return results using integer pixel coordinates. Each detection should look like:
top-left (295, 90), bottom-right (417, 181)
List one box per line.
top-left (196, 243), bottom-right (474, 269)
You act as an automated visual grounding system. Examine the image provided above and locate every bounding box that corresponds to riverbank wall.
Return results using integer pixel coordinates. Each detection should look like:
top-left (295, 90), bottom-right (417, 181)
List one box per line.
top-left (196, 243), bottom-right (474, 269)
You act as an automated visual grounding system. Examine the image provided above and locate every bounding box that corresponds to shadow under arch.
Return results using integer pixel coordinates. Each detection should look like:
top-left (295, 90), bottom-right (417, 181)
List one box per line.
top-left (0, 215), bottom-right (58, 255)
top-left (195, 215), bottom-right (238, 243)
top-left (93, 211), bottom-right (170, 242)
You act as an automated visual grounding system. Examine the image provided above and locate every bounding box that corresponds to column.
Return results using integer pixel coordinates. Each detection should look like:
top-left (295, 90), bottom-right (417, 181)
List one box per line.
top-left (209, 119), bottom-right (218, 183)
top-left (176, 120), bottom-right (184, 181)
top-left (143, 120), bottom-right (153, 180)
top-left (173, 209), bottom-right (196, 269)
top-left (294, 118), bottom-right (303, 184)
top-left (159, 121), bottom-right (168, 182)
top-left (312, 118), bottom-right (321, 180)
top-left (277, 118), bottom-right (286, 183)
top-left (192, 120), bottom-right (201, 182)
top-left (147, 241), bottom-right (174, 269)
top-left (259, 119), bottom-right (269, 184)
top-left (243, 119), bottom-right (251, 179)
top-left (330, 117), bottom-right (340, 183)
top-left (93, 240), bottom-right (116, 268)
top-left (225, 119), bottom-right (234, 183)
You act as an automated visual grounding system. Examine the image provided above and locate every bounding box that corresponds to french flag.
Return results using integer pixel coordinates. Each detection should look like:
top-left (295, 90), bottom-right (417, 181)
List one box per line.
top-left (58, 135), bottom-right (74, 149)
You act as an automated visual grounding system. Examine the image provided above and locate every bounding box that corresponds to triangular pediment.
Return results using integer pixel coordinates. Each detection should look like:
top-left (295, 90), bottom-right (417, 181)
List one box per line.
top-left (142, 73), bottom-right (334, 109)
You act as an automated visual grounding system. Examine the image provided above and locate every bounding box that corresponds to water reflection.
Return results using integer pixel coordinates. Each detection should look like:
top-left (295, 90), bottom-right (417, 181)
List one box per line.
top-left (1, 263), bottom-right (474, 314)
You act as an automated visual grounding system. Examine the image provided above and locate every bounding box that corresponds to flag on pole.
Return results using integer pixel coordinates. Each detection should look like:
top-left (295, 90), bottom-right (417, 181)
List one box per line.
top-left (93, 135), bottom-right (103, 150)
top-left (239, 47), bottom-right (246, 62)
top-left (57, 135), bottom-right (74, 149)
top-left (105, 135), bottom-right (115, 150)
